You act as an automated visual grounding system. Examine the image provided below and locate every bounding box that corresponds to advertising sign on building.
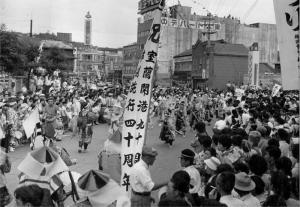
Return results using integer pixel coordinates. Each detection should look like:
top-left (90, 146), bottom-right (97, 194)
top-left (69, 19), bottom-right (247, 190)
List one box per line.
top-left (273, 0), bottom-right (299, 90)
top-left (121, 0), bottom-right (164, 193)
top-left (248, 48), bottom-right (260, 87)
top-left (161, 17), bottom-right (221, 31)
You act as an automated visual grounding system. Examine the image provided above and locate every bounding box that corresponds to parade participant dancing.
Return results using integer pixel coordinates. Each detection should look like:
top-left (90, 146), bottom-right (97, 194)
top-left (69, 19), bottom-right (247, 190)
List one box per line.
top-left (77, 102), bottom-right (95, 153)
top-left (159, 109), bottom-right (175, 147)
top-left (43, 96), bottom-right (59, 141)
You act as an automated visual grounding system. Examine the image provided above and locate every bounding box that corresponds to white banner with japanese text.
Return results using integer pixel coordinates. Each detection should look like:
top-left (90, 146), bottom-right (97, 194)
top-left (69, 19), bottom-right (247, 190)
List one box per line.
top-left (121, 1), bottom-right (164, 193)
top-left (273, 0), bottom-right (299, 90)
top-left (248, 50), bottom-right (260, 86)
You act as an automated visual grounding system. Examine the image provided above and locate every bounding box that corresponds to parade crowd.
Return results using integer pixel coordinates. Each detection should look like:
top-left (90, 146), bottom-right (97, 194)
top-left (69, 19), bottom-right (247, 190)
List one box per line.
top-left (0, 75), bottom-right (299, 207)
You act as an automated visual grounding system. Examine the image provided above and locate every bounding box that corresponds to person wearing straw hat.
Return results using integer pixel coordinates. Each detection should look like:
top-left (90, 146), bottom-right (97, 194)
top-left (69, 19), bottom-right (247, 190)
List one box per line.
top-left (180, 149), bottom-right (201, 196)
top-left (234, 172), bottom-right (260, 207)
top-left (72, 169), bottom-right (130, 207)
top-left (215, 171), bottom-right (245, 207)
top-left (130, 146), bottom-right (168, 207)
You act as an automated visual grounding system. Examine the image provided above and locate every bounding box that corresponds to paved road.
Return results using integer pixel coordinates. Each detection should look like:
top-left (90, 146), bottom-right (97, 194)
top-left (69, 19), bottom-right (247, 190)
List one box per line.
top-left (6, 117), bottom-right (214, 205)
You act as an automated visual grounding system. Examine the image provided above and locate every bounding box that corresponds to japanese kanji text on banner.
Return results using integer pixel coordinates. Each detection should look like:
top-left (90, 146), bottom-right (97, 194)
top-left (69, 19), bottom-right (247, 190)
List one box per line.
top-left (273, 0), bottom-right (299, 90)
top-left (121, 0), bottom-right (164, 193)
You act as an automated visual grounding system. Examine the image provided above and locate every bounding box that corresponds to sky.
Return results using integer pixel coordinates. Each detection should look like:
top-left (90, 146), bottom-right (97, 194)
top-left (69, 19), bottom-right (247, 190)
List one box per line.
top-left (0, 0), bottom-right (276, 48)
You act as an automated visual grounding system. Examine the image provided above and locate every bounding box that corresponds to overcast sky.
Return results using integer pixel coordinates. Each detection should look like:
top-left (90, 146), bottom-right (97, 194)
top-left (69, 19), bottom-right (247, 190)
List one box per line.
top-left (0, 0), bottom-right (276, 48)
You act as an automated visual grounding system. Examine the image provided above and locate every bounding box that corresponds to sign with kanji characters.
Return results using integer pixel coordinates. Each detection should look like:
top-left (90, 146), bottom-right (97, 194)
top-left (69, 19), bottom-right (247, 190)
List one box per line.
top-left (121, 0), bottom-right (164, 193)
top-left (273, 0), bottom-right (299, 90)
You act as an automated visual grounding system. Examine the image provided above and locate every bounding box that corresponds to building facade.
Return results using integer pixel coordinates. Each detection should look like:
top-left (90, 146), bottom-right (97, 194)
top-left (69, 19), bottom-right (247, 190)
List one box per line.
top-left (57, 32), bottom-right (72, 42)
top-left (73, 42), bottom-right (123, 82)
top-left (122, 43), bottom-right (140, 84)
top-left (192, 40), bottom-right (248, 89)
top-left (137, 2), bottom-right (279, 86)
top-left (173, 49), bottom-right (192, 87)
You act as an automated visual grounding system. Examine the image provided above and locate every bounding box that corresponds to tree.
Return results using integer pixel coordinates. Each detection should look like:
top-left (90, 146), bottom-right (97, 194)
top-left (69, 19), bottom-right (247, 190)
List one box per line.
top-left (0, 31), bottom-right (26, 75)
top-left (39, 47), bottom-right (74, 73)
top-left (0, 29), bottom-right (40, 74)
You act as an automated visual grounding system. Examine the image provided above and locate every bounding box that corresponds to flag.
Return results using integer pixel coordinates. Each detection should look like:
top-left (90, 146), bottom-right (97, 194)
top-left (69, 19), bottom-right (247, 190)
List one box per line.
top-left (22, 107), bottom-right (40, 138)
top-left (273, 0), bottom-right (299, 90)
top-left (121, 0), bottom-right (164, 193)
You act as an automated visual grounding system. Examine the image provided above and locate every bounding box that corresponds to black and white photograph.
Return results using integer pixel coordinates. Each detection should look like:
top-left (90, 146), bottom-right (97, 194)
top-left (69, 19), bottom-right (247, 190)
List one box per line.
top-left (0, 0), bottom-right (299, 206)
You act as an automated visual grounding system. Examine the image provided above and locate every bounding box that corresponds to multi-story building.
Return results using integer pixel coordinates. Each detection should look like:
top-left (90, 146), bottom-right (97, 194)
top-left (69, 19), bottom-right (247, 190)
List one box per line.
top-left (73, 42), bottom-right (123, 82)
top-left (104, 48), bottom-right (123, 83)
top-left (57, 32), bottom-right (72, 42)
top-left (137, 2), bottom-right (279, 86)
top-left (122, 43), bottom-right (140, 84)
top-left (72, 43), bottom-right (103, 79)
top-left (192, 40), bottom-right (248, 89)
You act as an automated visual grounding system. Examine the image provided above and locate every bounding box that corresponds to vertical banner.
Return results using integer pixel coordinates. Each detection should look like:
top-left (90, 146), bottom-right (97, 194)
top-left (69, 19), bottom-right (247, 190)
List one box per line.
top-left (248, 50), bottom-right (260, 86)
top-left (121, 0), bottom-right (164, 193)
top-left (273, 0), bottom-right (299, 90)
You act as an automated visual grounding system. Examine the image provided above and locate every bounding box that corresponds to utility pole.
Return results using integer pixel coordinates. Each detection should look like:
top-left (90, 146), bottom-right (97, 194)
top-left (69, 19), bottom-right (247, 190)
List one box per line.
top-left (30, 19), bottom-right (32, 37)
top-left (202, 13), bottom-right (216, 85)
top-left (102, 50), bottom-right (106, 82)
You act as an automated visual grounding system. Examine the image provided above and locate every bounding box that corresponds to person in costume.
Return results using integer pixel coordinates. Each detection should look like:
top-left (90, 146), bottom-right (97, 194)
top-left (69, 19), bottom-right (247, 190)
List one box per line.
top-left (159, 109), bottom-right (175, 147)
top-left (175, 101), bottom-right (187, 136)
top-left (77, 102), bottom-right (96, 153)
top-left (17, 146), bottom-right (70, 207)
top-left (43, 96), bottom-right (59, 141)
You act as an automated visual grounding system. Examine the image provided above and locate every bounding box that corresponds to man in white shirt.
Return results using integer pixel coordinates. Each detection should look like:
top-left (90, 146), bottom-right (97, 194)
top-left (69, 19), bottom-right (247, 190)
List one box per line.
top-left (130, 146), bottom-right (168, 207)
top-left (180, 149), bottom-right (202, 195)
top-left (216, 171), bottom-right (246, 207)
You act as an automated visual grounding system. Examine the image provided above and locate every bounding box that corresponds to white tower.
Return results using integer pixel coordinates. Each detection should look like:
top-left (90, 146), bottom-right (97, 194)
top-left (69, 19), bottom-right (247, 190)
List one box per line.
top-left (84, 11), bottom-right (92, 45)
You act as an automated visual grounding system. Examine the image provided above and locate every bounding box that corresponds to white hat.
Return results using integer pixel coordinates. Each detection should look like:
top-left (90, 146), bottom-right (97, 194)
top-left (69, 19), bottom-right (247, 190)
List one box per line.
top-left (204, 157), bottom-right (221, 171)
top-left (214, 120), bottom-right (226, 131)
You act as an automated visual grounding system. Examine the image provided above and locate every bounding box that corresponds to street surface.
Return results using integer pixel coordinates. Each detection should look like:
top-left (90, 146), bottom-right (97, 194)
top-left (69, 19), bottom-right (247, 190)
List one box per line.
top-left (6, 117), bottom-right (214, 205)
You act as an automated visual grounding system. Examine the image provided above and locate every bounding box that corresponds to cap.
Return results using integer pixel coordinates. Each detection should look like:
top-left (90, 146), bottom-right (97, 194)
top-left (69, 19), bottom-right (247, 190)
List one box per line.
top-left (180, 149), bottom-right (195, 159)
top-left (234, 172), bottom-right (256, 191)
top-left (142, 146), bottom-right (158, 157)
top-left (204, 157), bottom-right (221, 171)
